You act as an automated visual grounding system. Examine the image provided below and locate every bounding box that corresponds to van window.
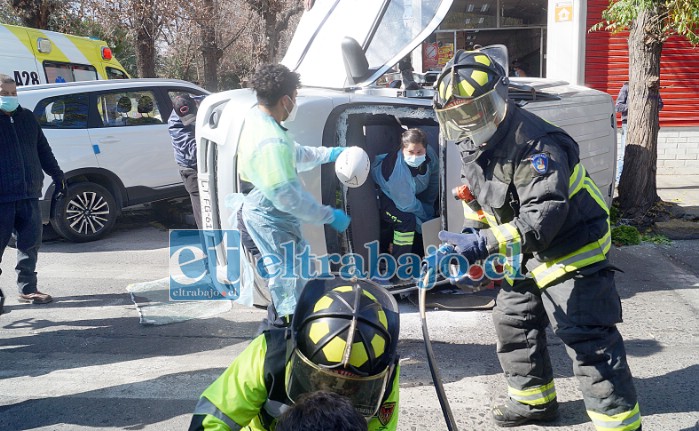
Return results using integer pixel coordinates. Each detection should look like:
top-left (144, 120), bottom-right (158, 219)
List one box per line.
top-left (96, 90), bottom-right (163, 127)
top-left (34, 94), bottom-right (89, 129)
top-left (43, 62), bottom-right (98, 83)
top-left (106, 67), bottom-right (128, 80)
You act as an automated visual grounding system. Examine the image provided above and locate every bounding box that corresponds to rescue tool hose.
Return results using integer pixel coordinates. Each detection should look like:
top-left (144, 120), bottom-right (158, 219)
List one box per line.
top-left (419, 268), bottom-right (459, 431)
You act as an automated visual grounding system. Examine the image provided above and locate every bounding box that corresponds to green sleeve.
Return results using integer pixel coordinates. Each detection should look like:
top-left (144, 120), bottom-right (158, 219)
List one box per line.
top-left (368, 364), bottom-right (400, 431)
top-left (194, 335), bottom-right (270, 430)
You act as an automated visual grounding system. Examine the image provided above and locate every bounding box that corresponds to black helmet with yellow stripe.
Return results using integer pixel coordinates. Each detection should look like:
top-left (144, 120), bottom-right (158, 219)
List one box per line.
top-left (434, 50), bottom-right (509, 147)
top-left (286, 278), bottom-right (399, 417)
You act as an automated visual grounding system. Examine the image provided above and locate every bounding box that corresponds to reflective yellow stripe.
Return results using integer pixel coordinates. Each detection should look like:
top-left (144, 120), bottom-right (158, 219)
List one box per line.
top-left (482, 211), bottom-right (497, 227)
top-left (569, 163), bottom-right (585, 199)
top-left (393, 231), bottom-right (414, 246)
top-left (530, 163), bottom-right (611, 288)
top-left (587, 403), bottom-right (641, 431)
top-left (508, 381), bottom-right (557, 406)
top-left (462, 201), bottom-right (489, 225)
top-left (491, 222), bottom-right (521, 285)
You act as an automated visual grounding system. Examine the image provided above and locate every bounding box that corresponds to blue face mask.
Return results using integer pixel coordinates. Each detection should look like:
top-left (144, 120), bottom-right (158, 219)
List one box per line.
top-left (404, 154), bottom-right (426, 168)
top-left (0, 96), bottom-right (19, 113)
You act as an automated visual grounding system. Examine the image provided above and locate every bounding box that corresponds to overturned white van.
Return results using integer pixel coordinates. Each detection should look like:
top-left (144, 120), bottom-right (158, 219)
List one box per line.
top-left (195, 0), bottom-right (617, 299)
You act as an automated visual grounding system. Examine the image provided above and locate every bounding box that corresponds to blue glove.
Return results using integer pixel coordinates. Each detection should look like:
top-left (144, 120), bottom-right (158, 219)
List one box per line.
top-left (418, 243), bottom-right (454, 289)
top-left (438, 230), bottom-right (489, 264)
top-left (328, 147), bottom-right (346, 162)
top-left (329, 209), bottom-right (351, 232)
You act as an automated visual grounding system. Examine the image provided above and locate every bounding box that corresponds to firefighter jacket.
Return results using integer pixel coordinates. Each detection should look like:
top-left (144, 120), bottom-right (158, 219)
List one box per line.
top-left (189, 328), bottom-right (400, 431)
top-left (458, 101), bottom-right (611, 288)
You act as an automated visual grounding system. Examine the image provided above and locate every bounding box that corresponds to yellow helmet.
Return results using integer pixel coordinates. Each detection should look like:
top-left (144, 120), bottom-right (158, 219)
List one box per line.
top-left (287, 279), bottom-right (399, 417)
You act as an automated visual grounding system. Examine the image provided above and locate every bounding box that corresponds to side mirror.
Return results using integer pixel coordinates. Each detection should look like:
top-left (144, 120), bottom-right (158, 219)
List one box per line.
top-left (341, 37), bottom-right (369, 86)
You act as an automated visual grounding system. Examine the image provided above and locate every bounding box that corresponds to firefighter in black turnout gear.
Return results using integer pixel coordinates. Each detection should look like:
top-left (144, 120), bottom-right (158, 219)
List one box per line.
top-left (429, 51), bottom-right (641, 430)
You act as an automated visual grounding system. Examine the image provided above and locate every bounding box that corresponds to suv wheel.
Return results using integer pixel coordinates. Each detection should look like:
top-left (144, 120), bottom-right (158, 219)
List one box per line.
top-left (51, 182), bottom-right (118, 242)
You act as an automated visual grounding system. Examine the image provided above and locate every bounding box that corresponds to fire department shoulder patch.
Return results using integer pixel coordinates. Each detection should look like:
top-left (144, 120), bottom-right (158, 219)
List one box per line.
top-left (531, 153), bottom-right (549, 175)
top-left (378, 402), bottom-right (396, 426)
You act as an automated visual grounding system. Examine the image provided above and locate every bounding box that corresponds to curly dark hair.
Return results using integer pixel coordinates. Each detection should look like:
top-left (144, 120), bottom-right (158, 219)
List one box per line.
top-left (250, 64), bottom-right (301, 107)
top-left (275, 391), bottom-right (367, 431)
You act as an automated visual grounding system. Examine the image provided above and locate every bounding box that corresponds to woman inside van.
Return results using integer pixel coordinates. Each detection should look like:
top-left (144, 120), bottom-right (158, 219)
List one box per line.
top-left (372, 128), bottom-right (439, 282)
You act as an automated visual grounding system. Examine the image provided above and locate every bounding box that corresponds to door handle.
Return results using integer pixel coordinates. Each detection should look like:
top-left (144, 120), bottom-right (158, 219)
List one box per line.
top-left (98, 137), bottom-right (119, 144)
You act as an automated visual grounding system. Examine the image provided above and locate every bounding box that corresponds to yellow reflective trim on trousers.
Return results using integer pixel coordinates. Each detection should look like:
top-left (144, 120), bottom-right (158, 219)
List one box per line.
top-left (508, 381), bottom-right (557, 406)
top-left (393, 231), bottom-right (414, 246)
top-left (587, 403), bottom-right (641, 431)
top-left (491, 222), bottom-right (521, 285)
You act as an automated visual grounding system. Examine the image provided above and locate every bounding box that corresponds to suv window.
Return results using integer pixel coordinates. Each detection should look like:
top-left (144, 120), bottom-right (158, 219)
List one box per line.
top-left (34, 94), bottom-right (89, 129)
top-left (97, 90), bottom-right (164, 127)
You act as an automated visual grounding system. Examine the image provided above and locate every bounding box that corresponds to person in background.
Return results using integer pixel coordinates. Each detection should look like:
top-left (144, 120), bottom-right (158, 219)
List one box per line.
top-left (372, 128), bottom-right (438, 278)
top-left (275, 391), bottom-right (368, 431)
top-left (238, 64), bottom-right (350, 322)
top-left (512, 60), bottom-right (527, 77)
top-left (168, 93), bottom-right (206, 228)
top-left (188, 279), bottom-right (400, 431)
top-left (0, 74), bottom-right (65, 305)
top-left (615, 81), bottom-right (663, 184)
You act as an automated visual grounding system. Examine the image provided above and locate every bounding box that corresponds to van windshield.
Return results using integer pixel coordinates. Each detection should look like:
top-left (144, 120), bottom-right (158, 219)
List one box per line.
top-left (365, 0), bottom-right (444, 69)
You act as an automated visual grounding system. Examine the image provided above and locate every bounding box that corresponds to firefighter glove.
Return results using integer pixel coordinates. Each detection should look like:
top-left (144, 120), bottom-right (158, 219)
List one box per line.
top-left (438, 230), bottom-right (489, 264)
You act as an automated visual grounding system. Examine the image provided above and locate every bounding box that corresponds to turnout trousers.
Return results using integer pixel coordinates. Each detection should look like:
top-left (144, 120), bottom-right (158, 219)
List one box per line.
top-left (492, 265), bottom-right (641, 430)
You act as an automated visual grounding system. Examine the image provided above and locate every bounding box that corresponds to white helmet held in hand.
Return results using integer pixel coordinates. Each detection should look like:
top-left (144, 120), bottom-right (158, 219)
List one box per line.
top-left (335, 146), bottom-right (370, 188)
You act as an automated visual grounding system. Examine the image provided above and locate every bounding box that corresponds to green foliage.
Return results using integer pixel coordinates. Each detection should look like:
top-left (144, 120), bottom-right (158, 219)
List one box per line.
top-left (612, 225), bottom-right (642, 246)
top-left (610, 204), bottom-right (620, 225)
top-left (590, 0), bottom-right (699, 44)
top-left (642, 233), bottom-right (672, 245)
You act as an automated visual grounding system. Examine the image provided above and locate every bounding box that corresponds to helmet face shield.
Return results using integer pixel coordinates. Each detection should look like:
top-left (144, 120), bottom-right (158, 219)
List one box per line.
top-left (435, 87), bottom-right (507, 143)
top-left (286, 348), bottom-right (390, 418)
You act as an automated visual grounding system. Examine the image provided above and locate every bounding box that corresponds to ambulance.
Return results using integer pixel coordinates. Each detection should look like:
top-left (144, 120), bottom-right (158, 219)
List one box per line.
top-left (0, 23), bottom-right (129, 86)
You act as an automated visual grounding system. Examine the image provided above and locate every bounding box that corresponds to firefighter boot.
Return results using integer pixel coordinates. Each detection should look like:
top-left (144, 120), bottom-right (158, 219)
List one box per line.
top-left (491, 398), bottom-right (559, 427)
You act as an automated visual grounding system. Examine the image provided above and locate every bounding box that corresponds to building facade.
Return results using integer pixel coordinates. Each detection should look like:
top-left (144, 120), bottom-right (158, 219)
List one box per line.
top-left (425, 0), bottom-right (698, 175)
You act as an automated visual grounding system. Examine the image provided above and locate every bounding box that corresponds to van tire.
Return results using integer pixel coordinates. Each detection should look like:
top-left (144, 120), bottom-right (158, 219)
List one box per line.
top-left (50, 182), bottom-right (118, 242)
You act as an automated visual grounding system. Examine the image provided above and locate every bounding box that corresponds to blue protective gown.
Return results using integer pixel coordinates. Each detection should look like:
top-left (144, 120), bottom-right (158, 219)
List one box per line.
top-left (372, 145), bottom-right (439, 234)
top-left (238, 108), bottom-right (335, 316)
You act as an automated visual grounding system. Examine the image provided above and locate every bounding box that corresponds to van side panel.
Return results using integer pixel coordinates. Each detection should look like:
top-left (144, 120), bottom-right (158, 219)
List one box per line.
top-left (0, 24), bottom-right (46, 85)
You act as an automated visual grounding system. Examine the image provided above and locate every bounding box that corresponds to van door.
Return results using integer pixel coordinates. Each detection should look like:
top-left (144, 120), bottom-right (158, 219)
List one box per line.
top-left (282, 0), bottom-right (453, 89)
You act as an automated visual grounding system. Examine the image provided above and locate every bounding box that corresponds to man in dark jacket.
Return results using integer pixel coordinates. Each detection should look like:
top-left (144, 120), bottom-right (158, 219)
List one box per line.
top-left (168, 94), bottom-right (205, 228)
top-left (0, 75), bottom-right (64, 304)
top-left (428, 52), bottom-right (641, 430)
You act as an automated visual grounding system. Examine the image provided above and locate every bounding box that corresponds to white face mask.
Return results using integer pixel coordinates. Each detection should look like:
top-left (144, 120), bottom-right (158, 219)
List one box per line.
top-left (404, 154), bottom-right (426, 168)
top-left (283, 95), bottom-right (298, 123)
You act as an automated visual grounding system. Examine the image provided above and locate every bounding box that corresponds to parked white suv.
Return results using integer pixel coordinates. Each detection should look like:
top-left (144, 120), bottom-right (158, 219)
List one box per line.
top-left (17, 79), bottom-right (209, 242)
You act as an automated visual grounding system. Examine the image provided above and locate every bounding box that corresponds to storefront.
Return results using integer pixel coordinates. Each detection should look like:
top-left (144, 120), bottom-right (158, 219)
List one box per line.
top-left (420, 0), bottom-right (547, 77)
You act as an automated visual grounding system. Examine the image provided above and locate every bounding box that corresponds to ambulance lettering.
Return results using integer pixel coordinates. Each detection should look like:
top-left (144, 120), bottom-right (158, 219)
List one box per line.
top-left (13, 70), bottom-right (41, 86)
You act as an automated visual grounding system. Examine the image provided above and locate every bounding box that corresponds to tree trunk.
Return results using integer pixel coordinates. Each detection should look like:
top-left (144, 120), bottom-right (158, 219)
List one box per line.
top-left (200, 0), bottom-right (220, 91)
top-left (617, 7), bottom-right (663, 224)
top-left (133, 1), bottom-right (158, 78)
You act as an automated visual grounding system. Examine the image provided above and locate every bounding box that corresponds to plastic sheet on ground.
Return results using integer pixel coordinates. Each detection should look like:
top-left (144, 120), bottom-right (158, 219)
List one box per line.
top-left (126, 277), bottom-right (232, 326)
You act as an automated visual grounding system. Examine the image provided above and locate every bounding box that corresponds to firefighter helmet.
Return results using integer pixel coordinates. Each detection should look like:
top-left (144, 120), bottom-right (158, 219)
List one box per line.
top-left (286, 279), bottom-right (399, 417)
top-left (434, 50), bottom-right (509, 147)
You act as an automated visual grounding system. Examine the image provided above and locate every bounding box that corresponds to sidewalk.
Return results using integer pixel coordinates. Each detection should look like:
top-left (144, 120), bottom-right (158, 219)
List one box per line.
top-left (655, 175), bottom-right (699, 239)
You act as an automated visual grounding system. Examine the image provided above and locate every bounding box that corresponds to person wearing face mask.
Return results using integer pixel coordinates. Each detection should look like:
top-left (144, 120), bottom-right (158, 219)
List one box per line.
top-left (0, 74), bottom-right (65, 305)
top-left (237, 64), bottom-right (350, 324)
top-left (372, 128), bottom-right (439, 272)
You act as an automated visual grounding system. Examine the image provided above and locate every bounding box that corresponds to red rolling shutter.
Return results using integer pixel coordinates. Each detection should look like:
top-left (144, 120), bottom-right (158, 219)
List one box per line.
top-left (585, 0), bottom-right (699, 127)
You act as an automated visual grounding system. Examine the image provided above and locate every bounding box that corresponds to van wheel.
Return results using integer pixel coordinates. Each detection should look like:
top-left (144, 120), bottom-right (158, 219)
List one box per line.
top-left (50, 182), bottom-right (118, 242)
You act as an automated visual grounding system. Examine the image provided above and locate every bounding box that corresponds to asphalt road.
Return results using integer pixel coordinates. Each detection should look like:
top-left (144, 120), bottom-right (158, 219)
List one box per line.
top-left (1, 214), bottom-right (698, 431)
